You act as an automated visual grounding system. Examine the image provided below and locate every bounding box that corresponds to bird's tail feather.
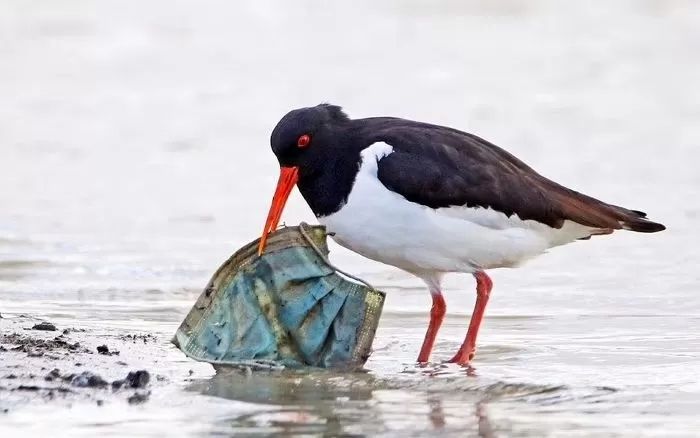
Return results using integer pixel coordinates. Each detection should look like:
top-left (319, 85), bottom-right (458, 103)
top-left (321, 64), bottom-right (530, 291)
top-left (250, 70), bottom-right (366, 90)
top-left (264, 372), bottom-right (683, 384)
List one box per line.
top-left (543, 181), bottom-right (666, 234)
top-left (619, 212), bottom-right (666, 233)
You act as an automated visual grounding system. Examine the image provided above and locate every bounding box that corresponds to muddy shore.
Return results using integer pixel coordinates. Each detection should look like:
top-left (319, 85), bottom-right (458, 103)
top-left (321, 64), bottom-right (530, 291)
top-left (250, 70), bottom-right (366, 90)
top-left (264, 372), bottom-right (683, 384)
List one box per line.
top-left (0, 314), bottom-right (190, 413)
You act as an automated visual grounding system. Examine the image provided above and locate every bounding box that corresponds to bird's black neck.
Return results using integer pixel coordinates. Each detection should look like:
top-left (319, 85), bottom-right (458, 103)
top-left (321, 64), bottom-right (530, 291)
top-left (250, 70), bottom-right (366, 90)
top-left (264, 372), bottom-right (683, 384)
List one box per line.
top-left (295, 125), bottom-right (368, 218)
top-left (296, 153), bottom-right (362, 218)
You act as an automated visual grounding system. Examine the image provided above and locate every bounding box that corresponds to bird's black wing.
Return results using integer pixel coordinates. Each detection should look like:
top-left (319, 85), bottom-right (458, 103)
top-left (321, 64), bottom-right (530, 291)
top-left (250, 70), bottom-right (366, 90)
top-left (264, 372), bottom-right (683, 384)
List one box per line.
top-left (371, 120), bottom-right (664, 232)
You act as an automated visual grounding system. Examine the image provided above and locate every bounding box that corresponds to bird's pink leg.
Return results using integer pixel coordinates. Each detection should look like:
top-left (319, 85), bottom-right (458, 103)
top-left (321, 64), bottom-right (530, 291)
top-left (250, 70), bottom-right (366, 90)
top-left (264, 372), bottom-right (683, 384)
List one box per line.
top-left (417, 292), bottom-right (446, 363)
top-left (448, 271), bottom-right (493, 364)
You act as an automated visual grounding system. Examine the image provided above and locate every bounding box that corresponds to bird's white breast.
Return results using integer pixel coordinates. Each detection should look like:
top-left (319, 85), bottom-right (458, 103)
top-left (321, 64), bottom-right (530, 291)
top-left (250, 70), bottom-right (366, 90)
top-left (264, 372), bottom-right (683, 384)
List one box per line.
top-left (318, 142), bottom-right (594, 276)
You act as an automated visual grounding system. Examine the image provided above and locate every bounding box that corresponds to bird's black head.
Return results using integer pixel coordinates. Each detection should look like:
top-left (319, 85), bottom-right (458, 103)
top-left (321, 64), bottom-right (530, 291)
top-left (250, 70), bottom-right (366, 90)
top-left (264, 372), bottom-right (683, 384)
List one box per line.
top-left (270, 103), bottom-right (350, 169)
top-left (259, 104), bottom-right (351, 254)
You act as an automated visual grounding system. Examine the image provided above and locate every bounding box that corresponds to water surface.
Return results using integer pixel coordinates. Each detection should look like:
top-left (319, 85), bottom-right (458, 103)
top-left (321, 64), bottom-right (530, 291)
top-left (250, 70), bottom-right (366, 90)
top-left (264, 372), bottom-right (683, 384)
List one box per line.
top-left (1, 1), bottom-right (699, 436)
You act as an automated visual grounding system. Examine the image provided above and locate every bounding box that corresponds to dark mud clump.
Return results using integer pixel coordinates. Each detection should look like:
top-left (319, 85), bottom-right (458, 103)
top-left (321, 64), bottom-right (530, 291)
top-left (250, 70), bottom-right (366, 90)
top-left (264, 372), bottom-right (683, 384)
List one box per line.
top-left (126, 370), bottom-right (150, 388)
top-left (112, 370), bottom-right (150, 389)
top-left (44, 368), bottom-right (61, 381)
top-left (14, 384), bottom-right (73, 394)
top-left (119, 333), bottom-right (157, 344)
top-left (1, 332), bottom-right (90, 355)
top-left (127, 390), bottom-right (150, 404)
top-left (62, 328), bottom-right (86, 335)
top-left (96, 345), bottom-right (120, 356)
top-left (31, 322), bottom-right (57, 331)
top-left (69, 371), bottom-right (109, 388)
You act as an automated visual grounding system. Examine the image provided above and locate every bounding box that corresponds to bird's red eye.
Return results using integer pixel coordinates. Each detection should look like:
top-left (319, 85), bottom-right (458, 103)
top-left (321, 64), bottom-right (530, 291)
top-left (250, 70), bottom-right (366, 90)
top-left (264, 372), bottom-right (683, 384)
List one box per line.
top-left (297, 134), bottom-right (311, 148)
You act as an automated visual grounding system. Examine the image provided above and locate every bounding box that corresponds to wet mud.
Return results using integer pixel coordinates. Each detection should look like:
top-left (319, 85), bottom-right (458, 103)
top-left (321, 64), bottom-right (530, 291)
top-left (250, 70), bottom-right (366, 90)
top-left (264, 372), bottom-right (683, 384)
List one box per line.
top-left (0, 315), bottom-right (158, 412)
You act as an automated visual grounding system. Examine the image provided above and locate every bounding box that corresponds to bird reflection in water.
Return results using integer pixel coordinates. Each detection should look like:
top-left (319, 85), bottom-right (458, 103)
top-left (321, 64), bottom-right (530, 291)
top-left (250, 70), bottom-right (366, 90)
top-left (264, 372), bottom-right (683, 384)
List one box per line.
top-left (185, 364), bottom-right (501, 436)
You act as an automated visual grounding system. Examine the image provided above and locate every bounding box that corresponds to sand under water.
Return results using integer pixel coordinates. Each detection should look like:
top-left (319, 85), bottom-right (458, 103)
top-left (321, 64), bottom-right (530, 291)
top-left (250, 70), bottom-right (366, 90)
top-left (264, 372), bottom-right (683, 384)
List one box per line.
top-left (2, 287), bottom-right (700, 437)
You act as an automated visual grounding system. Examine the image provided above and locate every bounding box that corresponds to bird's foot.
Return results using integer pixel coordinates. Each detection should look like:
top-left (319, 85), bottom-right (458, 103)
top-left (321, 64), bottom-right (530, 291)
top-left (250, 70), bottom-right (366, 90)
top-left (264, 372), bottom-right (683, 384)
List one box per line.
top-left (446, 349), bottom-right (475, 365)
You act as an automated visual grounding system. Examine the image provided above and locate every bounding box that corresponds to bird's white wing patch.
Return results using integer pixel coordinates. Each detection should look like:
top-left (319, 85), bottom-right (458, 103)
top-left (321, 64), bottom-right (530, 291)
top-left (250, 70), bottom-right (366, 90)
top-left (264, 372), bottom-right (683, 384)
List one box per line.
top-left (435, 205), bottom-right (596, 246)
top-left (319, 142), bottom-right (594, 275)
top-left (360, 142), bottom-right (394, 171)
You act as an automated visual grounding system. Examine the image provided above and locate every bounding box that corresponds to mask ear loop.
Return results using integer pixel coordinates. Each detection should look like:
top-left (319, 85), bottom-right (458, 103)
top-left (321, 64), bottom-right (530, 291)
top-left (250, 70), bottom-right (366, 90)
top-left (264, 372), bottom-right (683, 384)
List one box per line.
top-left (297, 222), bottom-right (377, 291)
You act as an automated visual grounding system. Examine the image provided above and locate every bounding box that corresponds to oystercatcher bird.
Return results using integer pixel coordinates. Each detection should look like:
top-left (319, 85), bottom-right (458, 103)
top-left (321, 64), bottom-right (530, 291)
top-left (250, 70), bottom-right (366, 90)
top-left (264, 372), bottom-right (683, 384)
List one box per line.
top-left (257, 104), bottom-right (665, 364)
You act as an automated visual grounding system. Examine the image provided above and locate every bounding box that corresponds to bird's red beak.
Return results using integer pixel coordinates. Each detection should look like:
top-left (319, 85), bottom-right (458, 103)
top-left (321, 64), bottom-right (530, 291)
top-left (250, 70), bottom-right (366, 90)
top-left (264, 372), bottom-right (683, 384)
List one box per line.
top-left (258, 166), bottom-right (299, 255)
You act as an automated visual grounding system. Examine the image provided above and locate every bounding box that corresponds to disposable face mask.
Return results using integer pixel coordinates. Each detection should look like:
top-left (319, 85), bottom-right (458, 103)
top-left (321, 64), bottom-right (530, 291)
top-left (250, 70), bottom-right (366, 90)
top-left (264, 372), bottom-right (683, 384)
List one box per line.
top-left (173, 224), bottom-right (385, 369)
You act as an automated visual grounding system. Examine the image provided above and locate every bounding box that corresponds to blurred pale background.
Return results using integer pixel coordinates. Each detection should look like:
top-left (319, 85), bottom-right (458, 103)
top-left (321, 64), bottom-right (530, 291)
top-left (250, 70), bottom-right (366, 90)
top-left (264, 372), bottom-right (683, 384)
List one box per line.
top-left (1, 1), bottom-right (699, 436)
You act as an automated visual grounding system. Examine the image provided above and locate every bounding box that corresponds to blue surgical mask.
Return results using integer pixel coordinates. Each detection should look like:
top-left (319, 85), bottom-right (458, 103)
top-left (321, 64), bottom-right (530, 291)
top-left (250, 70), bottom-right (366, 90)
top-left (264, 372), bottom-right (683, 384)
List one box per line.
top-left (173, 224), bottom-right (385, 370)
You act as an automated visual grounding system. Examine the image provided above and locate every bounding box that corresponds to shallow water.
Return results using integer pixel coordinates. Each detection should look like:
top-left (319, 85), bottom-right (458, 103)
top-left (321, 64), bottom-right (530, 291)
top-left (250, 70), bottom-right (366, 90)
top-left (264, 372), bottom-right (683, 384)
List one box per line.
top-left (1, 0), bottom-right (700, 436)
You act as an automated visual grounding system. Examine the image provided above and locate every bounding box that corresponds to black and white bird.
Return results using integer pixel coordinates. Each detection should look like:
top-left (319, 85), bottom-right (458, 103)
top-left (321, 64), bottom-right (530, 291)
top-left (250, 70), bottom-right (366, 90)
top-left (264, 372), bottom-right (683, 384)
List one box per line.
top-left (257, 104), bottom-right (665, 364)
